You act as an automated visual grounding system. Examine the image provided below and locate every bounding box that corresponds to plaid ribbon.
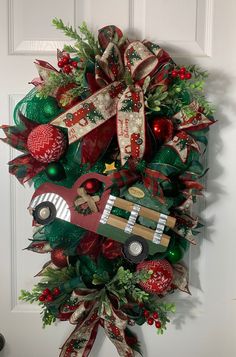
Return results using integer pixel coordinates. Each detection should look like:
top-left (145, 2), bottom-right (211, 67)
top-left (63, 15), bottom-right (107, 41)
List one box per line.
top-left (1, 113), bottom-right (46, 184)
top-left (143, 167), bottom-right (169, 202)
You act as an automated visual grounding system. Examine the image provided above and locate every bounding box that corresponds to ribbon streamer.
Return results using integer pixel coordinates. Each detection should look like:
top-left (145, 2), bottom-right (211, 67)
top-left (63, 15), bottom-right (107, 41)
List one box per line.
top-left (59, 289), bottom-right (135, 357)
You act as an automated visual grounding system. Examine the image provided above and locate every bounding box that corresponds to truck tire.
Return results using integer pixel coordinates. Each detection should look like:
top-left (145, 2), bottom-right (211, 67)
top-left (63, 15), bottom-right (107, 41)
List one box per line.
top-left (33, 201), bottom-right (57, 225)
top-left (123, 235), bottom-right (148, 263)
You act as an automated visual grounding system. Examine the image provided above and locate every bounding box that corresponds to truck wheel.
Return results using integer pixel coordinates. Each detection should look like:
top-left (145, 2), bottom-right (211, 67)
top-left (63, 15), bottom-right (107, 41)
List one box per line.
top-left (33, 201), bottom-right (57, 225)
top-left (123, 236), bottom-right (148, 263)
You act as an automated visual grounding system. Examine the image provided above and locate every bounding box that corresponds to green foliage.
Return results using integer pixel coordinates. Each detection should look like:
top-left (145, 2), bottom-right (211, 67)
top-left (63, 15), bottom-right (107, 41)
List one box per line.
top-left (145, 86), bottom-right (168, 112)
top-left (19, 287), bottom-right (42, 303)
top-left (106, 267), bottom-right (152, 304)
top-left (36, 68), bottom-right (88, 106)
top-left (52, 18), bottom-right (101, 60)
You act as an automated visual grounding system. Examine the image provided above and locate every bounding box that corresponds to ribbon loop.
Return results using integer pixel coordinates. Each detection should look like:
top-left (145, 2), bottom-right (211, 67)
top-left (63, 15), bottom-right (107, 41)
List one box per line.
top-left (125, 41), bottom-right (158, 81)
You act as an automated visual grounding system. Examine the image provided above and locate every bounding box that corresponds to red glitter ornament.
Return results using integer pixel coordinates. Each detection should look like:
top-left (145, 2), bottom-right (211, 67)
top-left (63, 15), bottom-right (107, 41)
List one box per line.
top-left (151, 118), bottom-right (174, 143)
top-left (83, 178), bottom-right (101, 194)
top-left (51, 248), bottom-right (68, 268)
top-left (27, 124), bottom-right (66, 163)
top-left (136, 260), bottom-right (173, 294)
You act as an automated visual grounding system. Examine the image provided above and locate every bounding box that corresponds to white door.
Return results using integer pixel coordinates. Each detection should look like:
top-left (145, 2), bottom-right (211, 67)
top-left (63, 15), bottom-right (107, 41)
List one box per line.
top-left (0, 0), bottom-right (236, 356)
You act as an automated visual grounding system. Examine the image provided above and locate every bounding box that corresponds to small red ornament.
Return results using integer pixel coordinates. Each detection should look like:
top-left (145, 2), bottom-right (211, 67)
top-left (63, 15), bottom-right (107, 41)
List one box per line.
top-left (151, 118), bottom-right (174, 144)
top-left (42, 288), bottom-right (51, 296)
top-left (136, 260), bottom-right (173, 294)
top-left (179, 67), bottom-right (186, 74)
top-left (185, 72), bottom-right (192, 79)
top-left (51, 248), bottom-right (68, 268)
top-left (62, 56), bottom-right (70, 65)
top-left (71, 61), bottom-right (78, 68)
top-left (179, 73), bottom-right (186, 80)
top-left (52, 287), bottom-right (61, 296)
top-left (147, 317), bottom-right (154, 325)
top-left (171, 70), bottom-right (178, 78)
top-left (153, 311), bottom-right (159, 319)
top-left (155, 320), bottom-right (161, 329)
top-left (27, 124), bottom-right (66, 163)
top-left (83, 178), bottom-right (101, 194)
top-left (102, 238), bottom-right (122, 260)
top-left (63, 65), bottom-right (72, 74)
top-left (39, 295), bottom-right (46, 302)
top-left (143, 310), bottom-right (150, 318)
top-left (45, 294), bottom-right (53, 302)
top-left (58, 60), bottom-right (64, 68)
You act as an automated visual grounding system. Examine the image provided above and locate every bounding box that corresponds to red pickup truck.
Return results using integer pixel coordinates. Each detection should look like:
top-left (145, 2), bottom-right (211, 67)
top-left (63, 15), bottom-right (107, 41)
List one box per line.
top-left (29, 173), bottom-right (175, 263)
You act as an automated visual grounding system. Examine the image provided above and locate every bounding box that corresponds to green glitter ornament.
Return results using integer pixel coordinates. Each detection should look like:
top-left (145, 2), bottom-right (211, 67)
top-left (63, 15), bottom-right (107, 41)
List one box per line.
top-left (26, 96), bottom-right (62, 124)
top-left (166, 241), bottom-right (184, 264)
top-left (45, 162), bottom-right (66, 181)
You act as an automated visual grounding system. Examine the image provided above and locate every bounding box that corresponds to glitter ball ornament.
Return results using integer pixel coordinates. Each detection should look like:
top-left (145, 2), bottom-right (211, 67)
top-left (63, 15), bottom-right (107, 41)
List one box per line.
top-left (51, 248), bottom-right (68, 268)
top-left (83, 178), bottom-right (101, 194)
top-left (136, 259), bottom-right (173, 294)
top-left (27, 124), bottom-right (66, 163)
top-left (151, 118), bottom-right (174, 144)
top-left (45, 162), bottom-right (66, 181)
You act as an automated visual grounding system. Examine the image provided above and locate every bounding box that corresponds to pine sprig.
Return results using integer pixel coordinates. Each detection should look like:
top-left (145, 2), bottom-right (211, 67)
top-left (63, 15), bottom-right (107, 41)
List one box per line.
top-left (41, 308), bottom-right (57, 328)
top-left (52, 18), bottom-right (101, 60)
top-left (37, 72), bottom-right (74, 98)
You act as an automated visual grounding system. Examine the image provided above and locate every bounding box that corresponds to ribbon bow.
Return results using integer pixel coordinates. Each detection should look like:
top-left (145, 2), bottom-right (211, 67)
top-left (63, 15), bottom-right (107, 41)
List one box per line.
top-left (51, 26), bottom-right (172, 165)
top-left (59, 289), bottom-right (135, 357)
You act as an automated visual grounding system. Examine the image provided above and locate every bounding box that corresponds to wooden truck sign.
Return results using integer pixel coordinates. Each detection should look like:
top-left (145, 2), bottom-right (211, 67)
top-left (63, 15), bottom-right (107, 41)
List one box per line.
top-left (29, 173), bottom-right (176, 263)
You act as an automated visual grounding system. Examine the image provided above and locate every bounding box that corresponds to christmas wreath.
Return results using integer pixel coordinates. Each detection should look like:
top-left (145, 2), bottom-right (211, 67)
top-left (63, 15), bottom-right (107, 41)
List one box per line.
top-left (1, 19), bottom-right (215, 357)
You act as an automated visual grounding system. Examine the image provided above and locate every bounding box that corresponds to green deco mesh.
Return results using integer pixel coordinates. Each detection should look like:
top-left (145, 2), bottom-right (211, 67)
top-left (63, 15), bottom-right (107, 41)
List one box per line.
top-left (14, 88), bottom-right (63, 126)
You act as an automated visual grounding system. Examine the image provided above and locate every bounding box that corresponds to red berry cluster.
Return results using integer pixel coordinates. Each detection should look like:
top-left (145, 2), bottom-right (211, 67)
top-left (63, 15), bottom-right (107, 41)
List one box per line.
top-left (143, 309), bottom-right (161, 329)
top-left (38, 287), bottom-right (61, 303)
top-left (57, 53), bottom-right (78, 74)
top-left (171, 67), bottom-right (192, 80)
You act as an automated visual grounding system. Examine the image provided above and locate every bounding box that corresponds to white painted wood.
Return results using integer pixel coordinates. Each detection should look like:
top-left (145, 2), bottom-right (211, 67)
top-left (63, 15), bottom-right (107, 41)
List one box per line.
top-left (0, 0), bottom-right (236, 356)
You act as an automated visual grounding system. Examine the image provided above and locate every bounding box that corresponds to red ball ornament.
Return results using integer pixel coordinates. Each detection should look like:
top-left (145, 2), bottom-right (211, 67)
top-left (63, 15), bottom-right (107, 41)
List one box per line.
top-left (179, 73), bottom-right (186, 80)
top-left (155, 320), bottom-right (161, 329)
top-left (63, 64), bottom-right (72, 74)
top-left (58, 60), bottom-right (64, 68)
top-left (147, 317), bottom-right (154, 325)
top-left (83, 178), bottom-right (101, 194)
top-left (136, 260), bottom-right (173, 294)
top-left (179, 67), bottom-right (186, 74)
top-left (51, 248), bottom-right (68, 268)
top-left (171, 70), bottom-right (178, 78)
top-left (27, 124), bottom-right (66, 163)
top-left (143, 310), bottom-right (150, 318)
top-left (71, 61), bottom-right (78, 68)
top-left (151, 118), bottom-right (174, 144)
top-left (52, 287), bottom-right (61, 296)
top-left (153, 311), bottom-right (159, 319)
top-left (185, 72), bottom-right (192, 80)
top-left (62, 55), bottom-right (70, 65)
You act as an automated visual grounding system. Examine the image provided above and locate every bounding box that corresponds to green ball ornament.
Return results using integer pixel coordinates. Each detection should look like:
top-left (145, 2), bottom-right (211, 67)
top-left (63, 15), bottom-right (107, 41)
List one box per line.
top-left (166, 242), bottom-right (184, 264)
top-left (26, 96), bottom-right (62, 124)
top-left (43, 97), bottom-right (61, 118)
top-left (45, 162), bottom-right (66, 181)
